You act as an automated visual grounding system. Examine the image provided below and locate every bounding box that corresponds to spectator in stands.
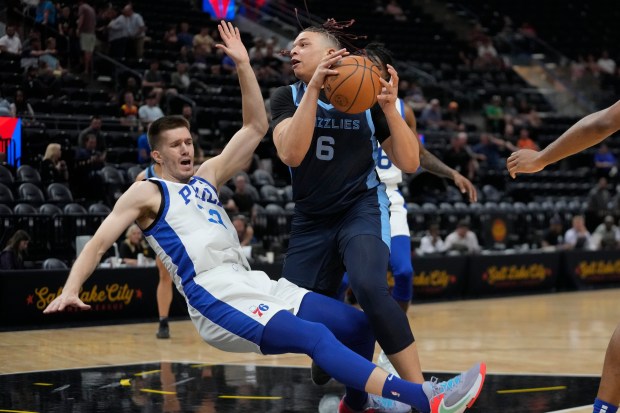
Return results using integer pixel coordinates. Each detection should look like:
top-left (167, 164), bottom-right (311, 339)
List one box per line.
top-left (177, 22), bottom-right (193, 49)
top-left (77, 0), bottom-right (96, 77)
top-left (503, 96), bottom-right (518, 119)
top-left (524, 105), bottom-right (542, 130)
top-left (592, 215), bottom-right (620, 251)
top-left (163, 24), bottom-right (178, 50)
top-left (594, 143), bottom-right (617, 178)
top-left (193, 26), bottom-right (215, 54)
top-left (475, 37), bottom-right (501, 69)
top-left (121, 76), bottom-right (143, 104)
top-left (232, 215), bottom-right (255, 247)
top-left (541, 215), bottom-right (565, 250)
top-left (170, 62), bottom-right (191, 93)
top-left (21, 36), bottom-right (46, 70)
top-left (221, 51), bottom-right (237, 74)
top-left (0, 93), bottom-right (12, 117)
top-left (472, 132), bottom-right (516, 171)
top-left (138, 93), bottom-right (165, 127)
top-left (0, 230), bottom-right (31, 270)
top-left (0, 24), bottom-right (22, 56)
top-left (570, 55), bottom-right (587, 84)
top-left (442, 101), bottom-right (462, 131)
top-left (35, 0), bottom-right (56, 39)
top-left (107, 7), bottom-right (127, 58)
top-left (136, 123), bottom-right (151, 164)
top-left (484, 95), bottom-right (504, 133)
top-left (598, 50), bottom-right (616, 87)
top-left (142, 60), bottom-right (165, 100)
top-left (384, 0), bottom-right (407, 21)
top-left (78, 116), bottom-right (105, 152)
top-left (586, 176), bottom-right (612, 227)
top-left (74, 133), bottom-right (105, 200)
top-left (39, 37), bottom-right (64, 73)
top-left (564, 215), bottom-right (593, 250)
top-left (399, 79), bottom-right (426, 111)
top-left (444, 220), bottom-right (480, 254)
top-left (57, 6), bottom-right (79, 65)
top-left (444, 132), bottom-right (478, 180)
top-left (40, 143), bottom-right (69, 184)
top-left (9, 90), bottom-right (35, 119)
top-left (119, 224), bottom-right (154, 266)
top-left (419, 98), bottom-right (442, 130)
top-left (34, 61), bottom-right (61, 98)
top-left (121, 4), bottom-right (146, 58)
top-left (181, 104), bottom-right (198, 133)
top-left (517, 128), bottom-right (539, 150)
top-left (233, 173), bottom-right (256, 218)
top-left (417, 223), bottom-right (446, 256)
top-left (120, 91), bottom-right (139, 128)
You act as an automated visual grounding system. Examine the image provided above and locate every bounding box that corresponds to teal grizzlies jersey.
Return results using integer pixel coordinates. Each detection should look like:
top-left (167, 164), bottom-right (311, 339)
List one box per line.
top-left (271, 81), bottom-right (392, 215)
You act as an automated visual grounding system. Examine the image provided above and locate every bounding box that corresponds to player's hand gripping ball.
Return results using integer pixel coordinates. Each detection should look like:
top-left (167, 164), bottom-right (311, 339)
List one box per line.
top-left (324, 55), bottom-right (383, 114)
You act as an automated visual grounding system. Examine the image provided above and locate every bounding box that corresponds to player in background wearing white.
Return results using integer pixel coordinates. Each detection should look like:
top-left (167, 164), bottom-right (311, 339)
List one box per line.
top-left (42, 22), bottom-right (486, 413)
top-left (507, 100), bottom-right (620, 413)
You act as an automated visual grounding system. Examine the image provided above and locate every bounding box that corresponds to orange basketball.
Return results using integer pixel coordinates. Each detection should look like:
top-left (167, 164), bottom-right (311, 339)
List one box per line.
top-left (323, 55), bottom-right (383, 114)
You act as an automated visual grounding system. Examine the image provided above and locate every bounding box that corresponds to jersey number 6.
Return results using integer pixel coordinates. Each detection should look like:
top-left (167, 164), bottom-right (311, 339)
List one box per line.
top-left (316, 136), bottom-right (335, 161)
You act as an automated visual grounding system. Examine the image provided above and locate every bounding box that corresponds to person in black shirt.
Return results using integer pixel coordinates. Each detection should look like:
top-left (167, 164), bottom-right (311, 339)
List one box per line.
top-left (541, 215), bottom-right (564, 249)
top-left (40, 143), bottom-right (69, 184)
top-left (0, 230), bottom-right (30, 270)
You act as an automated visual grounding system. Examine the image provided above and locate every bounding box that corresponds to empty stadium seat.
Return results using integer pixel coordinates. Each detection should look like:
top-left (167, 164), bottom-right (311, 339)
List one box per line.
top-left (88, 203), bottom-right (112, 215)
top-left (16, 165), bottom-right (42, 184)
top-left (63, 203), bottom-right (88, 215)
top-left (46, 183), bottom-right (74, 204)
top-left (17, 183), bottom-right (45, 204)
top-left (0, 165), bottom-right (14, 186)
top-left (13, 203), bottom-right (38, 215)
top-left (39, 203), bottom-right (63, 216)
top-left (42, 258), bottom-right (68, 270)
top-left (0, 183), bottom-right (14, 204)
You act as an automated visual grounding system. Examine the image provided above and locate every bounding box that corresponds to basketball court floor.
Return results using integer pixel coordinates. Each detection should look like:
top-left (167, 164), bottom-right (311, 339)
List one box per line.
top-left (1, 288), bottom-right (617, 412)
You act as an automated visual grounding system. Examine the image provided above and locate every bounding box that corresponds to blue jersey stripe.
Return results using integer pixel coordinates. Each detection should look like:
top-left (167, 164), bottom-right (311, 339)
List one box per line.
top-left (192, 175), bottom-right (218, 193)
top-left (377, 186), bottom-right (391, 248)
top-left (365, 109), bottom-right (380, 189)
top-left (146, 180), bottom-right (265, 346)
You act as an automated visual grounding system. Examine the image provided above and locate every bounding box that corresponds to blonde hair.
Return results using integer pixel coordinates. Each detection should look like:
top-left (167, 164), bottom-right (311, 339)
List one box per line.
top-left (125, 223), bottom-right (142, 238)
top-left (43, 143), bottom-right (61, 161)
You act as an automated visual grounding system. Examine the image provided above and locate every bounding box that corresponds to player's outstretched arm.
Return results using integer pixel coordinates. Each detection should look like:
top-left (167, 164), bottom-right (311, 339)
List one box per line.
top-left (507, 100), bottom-right (620, 178)
top-left (43, 181), bottom-right (158, 314)
top-left (197, 21), bottom-right (268, 187)
top-left (376, 64), bottom-right (419, 172)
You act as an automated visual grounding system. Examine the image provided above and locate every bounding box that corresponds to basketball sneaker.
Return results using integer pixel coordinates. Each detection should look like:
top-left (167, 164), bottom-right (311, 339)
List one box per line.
top-left (156, 323), bottom-right (170, 339)
top-left (423, 362), bottom-right (486, 413)
top-left (338, 394), bottom-right (412, 413)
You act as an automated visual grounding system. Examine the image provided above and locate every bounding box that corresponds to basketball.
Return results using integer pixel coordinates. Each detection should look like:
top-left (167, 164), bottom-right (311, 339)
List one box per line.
top-left (323, 55), bottom-right (383, 114)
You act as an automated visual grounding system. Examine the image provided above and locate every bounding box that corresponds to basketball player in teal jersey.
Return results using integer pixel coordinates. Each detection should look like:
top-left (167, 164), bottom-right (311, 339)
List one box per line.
top-left (270, 22), bottom-right (485, 412)
top-left (43, 21), bottom-right (485, 413)
top-left (508, 100), bottom-right (620, 413)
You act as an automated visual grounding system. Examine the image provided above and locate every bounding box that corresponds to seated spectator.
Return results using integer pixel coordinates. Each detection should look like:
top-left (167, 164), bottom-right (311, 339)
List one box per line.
top-left (592, 215), bottom-right (620, 250)
top-left (419, 98), bottom-right (442, 130)
top-left (0, 92), bottom-right (12, 117)
top-left (233, 174), bottom-right (256, 218)
top-left (138, 93), bottom-right (165, 127)
top-left (40, 143), bottom-right (69, 184)
top-left (34, 61), bottom-right (62, 98)
top-left (170, 62), bottom-right (190, 93)
top-left (120, 91), bottom-right (139, 128)
top-left (594, 143), bottom-right (617, 178)
top-left (9, 90), bottom-right (35, 119)
top-left (444, 220), bottom-right (480, 254)
top-left (78, 115), bottom-right (105, 153)
top-left (142, 60), bottom-right (165, 100)
top-left (442, 101), bottom-right (462, 131)
top-left (444, 132), bottom-right (478, 180)
top-left (484, 95), bottom-right (504, 133)
top-left (193, 26), bottom-right (215, 54)
top-left (417, 223), bottom-right (446, 256)
top-left (119, 224), bottom-right (155, 266)
top-left (475, 37), bottom-right (501, 69)
top-left (564, 215), bottom-right (593, 250)
top-left (472, 133), bottom-right (516, 171)
top-left (384, 0), bottom-right (407, 21)
top-left (586, 177), bottom-right (612, 226)
top-left (516, 128), bottom-right (539, 150)
top-left (136, 124), bottom-right (151, 164)
top-left (232, 215), bottom-right (255, 247)
top-left (0, 24), bottom-right (22, 55)
top-left (0, 230), bottom-right (31, 270)
top-left (162, 24), bottom-right (178, 50)
top-left (540, 215), bottom-right (565, 250)
top-left (39, 37), bottom-right (64, 73)
top-left (176, 21), bottom-right (193, 49)
top-left (74, 133), bottom-right (106, 200)
top-left (121, 76), bottom-right (144, 104)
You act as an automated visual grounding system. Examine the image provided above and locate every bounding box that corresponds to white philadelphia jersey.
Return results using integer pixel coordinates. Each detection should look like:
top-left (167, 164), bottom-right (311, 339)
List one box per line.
top-left (376, 98), bottom-right (406, 189)
top-left (143, 176), bottom-right (250, 290)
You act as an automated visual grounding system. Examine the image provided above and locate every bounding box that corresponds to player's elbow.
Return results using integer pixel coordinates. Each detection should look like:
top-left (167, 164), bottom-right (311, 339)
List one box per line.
top-left (396, 156), bottom-right (420, 173)
top-left (278, 150), bottom-right (303, 167)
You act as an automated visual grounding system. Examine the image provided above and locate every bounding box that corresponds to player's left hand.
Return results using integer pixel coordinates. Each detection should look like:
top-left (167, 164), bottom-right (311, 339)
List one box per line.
top-left (453, 173), bottom-right (477, 203)
top-left (215, 21), bottom-right (250, 65)
top-left (507, 149), bottom-right (545, 178)
top-left (377, 64), bottom-right (399, 111)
